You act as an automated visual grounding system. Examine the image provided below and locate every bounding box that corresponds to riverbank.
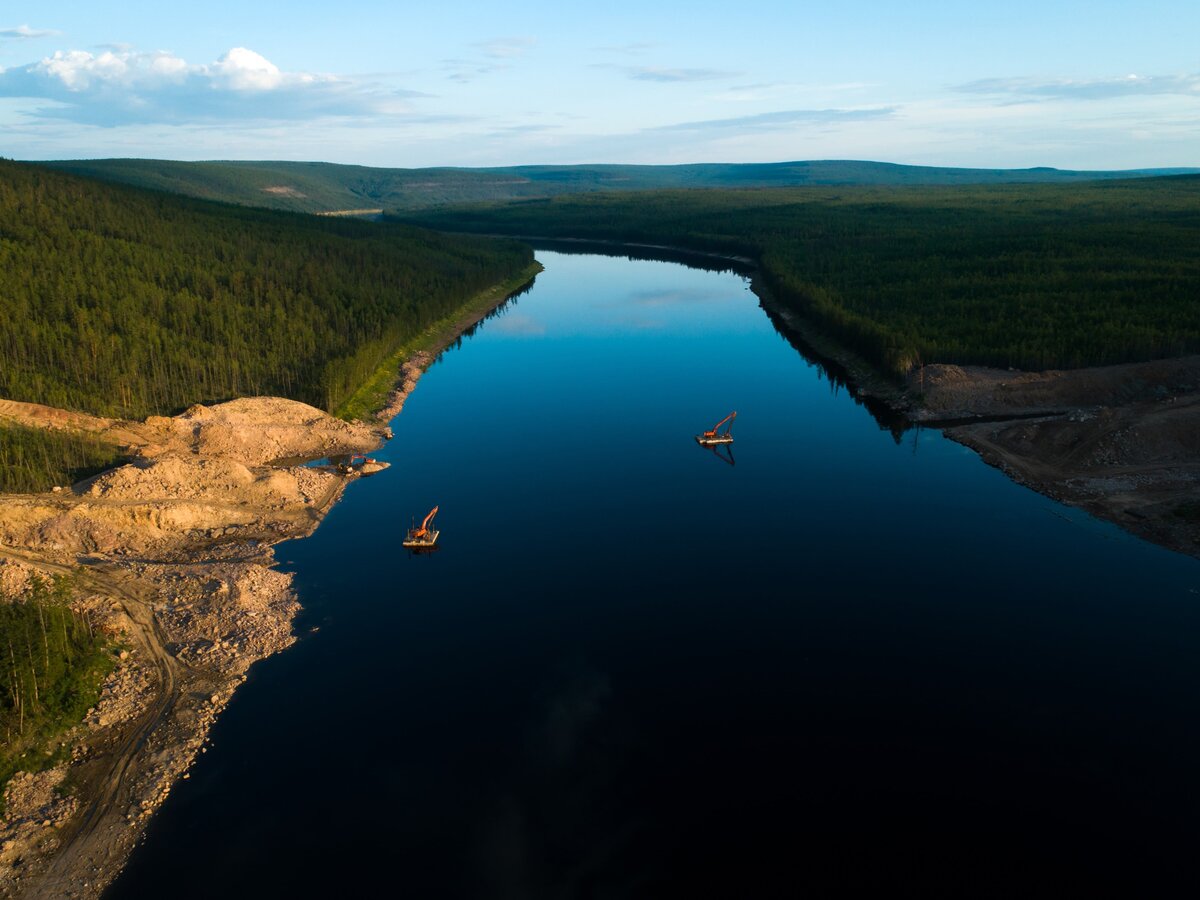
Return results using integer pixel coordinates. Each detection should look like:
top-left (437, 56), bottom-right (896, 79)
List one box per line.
top-left (767, 291), bottom-right (1200, 559)
top-left (335, 262), bottom-right (542, 423)
top-left (762, 273), bottom-right (1200, 559)
top-left (510, 237), bottom-right (1200, 560)
top-left (915, 358), bottom-right (1200, 559)
top-left (0, 398), bottom-right (382, 898)
top-left (0, 268), bottom-right (541, 897)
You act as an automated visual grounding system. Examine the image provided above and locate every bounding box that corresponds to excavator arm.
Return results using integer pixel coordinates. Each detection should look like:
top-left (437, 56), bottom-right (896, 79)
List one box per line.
top-left (413, 505), bottom-right (438, 538)
top-left (703, 411), bottom-right (737, 438)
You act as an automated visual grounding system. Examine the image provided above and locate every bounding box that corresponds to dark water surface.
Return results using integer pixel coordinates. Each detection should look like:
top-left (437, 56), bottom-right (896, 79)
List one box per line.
top-left (110, 252), bottom-right (1200, 897)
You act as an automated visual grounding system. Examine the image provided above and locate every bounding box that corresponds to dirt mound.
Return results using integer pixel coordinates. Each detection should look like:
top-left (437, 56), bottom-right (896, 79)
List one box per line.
top-left (88, 457), bottom-right (256, 501)
top-left (171, 397), bottom-right (380, 465)
top-left (948, 393), bottom-right (1200, 557)
top-left (0, 400), bottom-right (112, 433)
top-left (0, 559), bottom-right (37, 597)
top-left (2, 395), bottom-right (383, 475)
top-left (914, 356), bottom-right (1200, 421)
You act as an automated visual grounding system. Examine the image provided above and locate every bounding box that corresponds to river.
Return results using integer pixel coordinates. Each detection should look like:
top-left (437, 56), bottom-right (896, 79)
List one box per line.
top-left (109, 250), bottom-right (1200, 896)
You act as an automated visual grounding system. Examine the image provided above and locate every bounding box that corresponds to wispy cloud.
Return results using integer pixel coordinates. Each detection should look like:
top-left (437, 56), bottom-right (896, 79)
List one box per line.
top-left (591, 63), bottom-right (741, 83)
top-left (443, 37), bottom-right (536, 83)
top-left (593, 42), bottom-right (656, 56)
top-left (474, 36), bottom-right (536, 59)
top-left (0, 46), bottom-right (423, 126)
top-left (654, 106), bottom-right (896, 133)
top-left (710, 81), bottom-right (877, 103)
top-left (0, 24), bottom-right (60, 40)
top-left (629, 66), bottom-right (740, 83)
top-left (957, 72), bottom-right (1200, 101)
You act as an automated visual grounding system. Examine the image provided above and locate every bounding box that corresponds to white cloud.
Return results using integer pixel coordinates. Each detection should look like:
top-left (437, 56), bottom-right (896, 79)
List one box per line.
top-left (210, 47), bottom-right (287, 91)
top-left (0, 46), bottom-right (421, 125)
top-left (0, 25), bottom-right (60, 40)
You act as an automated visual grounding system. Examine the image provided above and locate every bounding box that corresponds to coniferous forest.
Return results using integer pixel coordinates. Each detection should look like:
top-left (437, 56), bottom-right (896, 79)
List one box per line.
top-left (398, 177), bottom-right (1200, 376)
top-left (0, 160), bottom-right (533, 419)
top-left (0, 575), bottom-right (112, 788)
top-left (0, 424), bottom-right (125, 494)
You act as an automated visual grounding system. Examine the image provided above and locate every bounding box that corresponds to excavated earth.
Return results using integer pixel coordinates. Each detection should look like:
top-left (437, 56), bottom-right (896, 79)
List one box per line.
top-left (0, 269), bottom-right (534, 899)
top-left (911, 355), bottom-right (1200, 559)
top-left (0, 397), bottom-right (391, 898)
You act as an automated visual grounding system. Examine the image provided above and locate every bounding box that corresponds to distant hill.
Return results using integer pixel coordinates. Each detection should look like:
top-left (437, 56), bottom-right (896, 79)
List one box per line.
top-left (44, 158), bottom-right (1200, 214)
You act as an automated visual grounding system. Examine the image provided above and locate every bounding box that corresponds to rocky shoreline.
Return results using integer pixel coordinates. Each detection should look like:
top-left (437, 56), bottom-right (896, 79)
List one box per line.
top-left (731, 255), bottom-right (1200, 562)
top-left (917, 358), bottom-right (1200, 560)
top-left (0, 264), bottom-right (542, 897)
top-left (0, 397), bottom-right (387, 897)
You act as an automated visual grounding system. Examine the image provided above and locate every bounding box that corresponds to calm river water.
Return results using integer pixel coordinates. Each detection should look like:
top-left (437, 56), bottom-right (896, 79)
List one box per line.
top-left (110, 251), bottom-right (1200, 896)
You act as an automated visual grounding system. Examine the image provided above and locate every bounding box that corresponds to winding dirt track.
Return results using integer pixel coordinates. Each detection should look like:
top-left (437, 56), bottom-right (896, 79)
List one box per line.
top-left (0, 548), bottom-right (182, 899)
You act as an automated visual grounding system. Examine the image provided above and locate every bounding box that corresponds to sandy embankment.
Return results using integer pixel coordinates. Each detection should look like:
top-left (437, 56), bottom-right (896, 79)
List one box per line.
top-left (0, 263), bottom-right (539, 898)
top-left (0, 397), bottom-right (390, 898)
top-left (910, 357), bottom-right (1200, 558)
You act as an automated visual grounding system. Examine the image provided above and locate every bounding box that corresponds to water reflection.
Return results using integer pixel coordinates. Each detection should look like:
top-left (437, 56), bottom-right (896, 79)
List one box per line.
top-left (531, 240), bottom-right (912, 443)
top-left (697, 441), bottom-right (735, 466)
top-left (438, 276), bottom-right (538, 360)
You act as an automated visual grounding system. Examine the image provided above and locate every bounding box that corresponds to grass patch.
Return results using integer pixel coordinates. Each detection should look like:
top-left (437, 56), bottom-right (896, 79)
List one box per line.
top-left (334, 262), bottom-right (543, 422)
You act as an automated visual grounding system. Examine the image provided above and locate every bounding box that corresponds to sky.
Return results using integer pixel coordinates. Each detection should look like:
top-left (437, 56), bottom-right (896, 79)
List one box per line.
top-left (1, 0), bottom-right (1197, 169)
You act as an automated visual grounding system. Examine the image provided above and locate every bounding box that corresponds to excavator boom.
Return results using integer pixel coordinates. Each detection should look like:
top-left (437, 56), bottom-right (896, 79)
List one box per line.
top-left (704, 411), bottom-right (737, 437)
top-left (413, 505), bottom-right (438, 538)
top-left (696, 411), bottom-right (737, 446)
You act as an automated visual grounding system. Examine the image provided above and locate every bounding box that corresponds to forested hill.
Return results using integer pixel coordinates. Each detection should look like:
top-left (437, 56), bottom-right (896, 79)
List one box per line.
top-left (395, 177), bottom-right (1200, 376)
top-left (44, 158), bottom-right (1198, 214)
top-left (0, 160), bottom-right (533, 419)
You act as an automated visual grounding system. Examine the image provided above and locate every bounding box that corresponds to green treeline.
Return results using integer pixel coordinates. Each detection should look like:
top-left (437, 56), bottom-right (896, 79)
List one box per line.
top-left (0, 575), bottom-right (112, 789)
top-left (398, 178), bottom-right (1200, 376)
top-left (0, 160), bottom-right (533, 418)
top-left (0, 424), bottom-right (125, 493)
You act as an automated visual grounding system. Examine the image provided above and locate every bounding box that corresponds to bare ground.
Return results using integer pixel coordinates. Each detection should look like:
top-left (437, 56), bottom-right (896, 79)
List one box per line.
top-left (0, 261), bottom-right (538, 897)
top-left (0, 397), bottom-right (389, 898)
top-left (910, 356), bottom-right (1200, 559)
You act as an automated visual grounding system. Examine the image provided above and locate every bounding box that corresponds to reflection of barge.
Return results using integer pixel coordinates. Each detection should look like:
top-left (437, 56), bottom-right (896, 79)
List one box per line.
top-left (403, 506), bottom-right (440, 550)
top-left (695, 411), bottom-right (736, 446)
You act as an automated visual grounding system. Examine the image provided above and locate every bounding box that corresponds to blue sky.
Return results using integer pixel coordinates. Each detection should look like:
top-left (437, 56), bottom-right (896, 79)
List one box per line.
top-left (1, 1), bottom-right (1197, 168)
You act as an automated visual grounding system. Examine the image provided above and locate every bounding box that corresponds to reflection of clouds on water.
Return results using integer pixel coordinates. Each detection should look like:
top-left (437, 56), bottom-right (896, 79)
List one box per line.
top-left (632, 318), bottom-right (666, 330)
top-left (490, 313), bottom-right (546, 336)
top-left (627, 287), bottom-right (730, 306)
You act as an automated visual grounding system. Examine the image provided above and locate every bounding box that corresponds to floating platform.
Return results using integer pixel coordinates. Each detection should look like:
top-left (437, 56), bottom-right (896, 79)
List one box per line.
top-left (402, 529), bottom-right (440, 550)
top-left (695, 434), bottom-right (734, 446)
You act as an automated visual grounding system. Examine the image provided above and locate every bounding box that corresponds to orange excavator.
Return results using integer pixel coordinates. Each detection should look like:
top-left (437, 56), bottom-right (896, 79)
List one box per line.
top-left (402, 505), bottom-right (440, 550)
top-left (695, 411), bottom-right (736, 446)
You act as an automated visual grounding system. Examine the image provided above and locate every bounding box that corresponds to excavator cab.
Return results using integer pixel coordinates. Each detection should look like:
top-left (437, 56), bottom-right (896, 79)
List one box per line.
top-left (695, 411), bottom-right (736, 446)
top-left (402, 505), bottom-right (440, 551)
